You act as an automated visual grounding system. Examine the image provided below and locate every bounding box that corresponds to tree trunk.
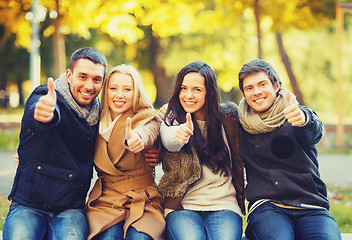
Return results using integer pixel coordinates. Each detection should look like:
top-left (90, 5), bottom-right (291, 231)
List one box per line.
top-left (52, 0), bottom-right (66, 77)
top-left (275, 31), bottom-right (304, 105)
top-left (254, 0), bottom-right (262, 58)
top-left (148, 27), bottom-right (170, 108)
top-left (0, 69), bottom-right (7, 107)
top-left (17, 75), bottom-right (24, 106)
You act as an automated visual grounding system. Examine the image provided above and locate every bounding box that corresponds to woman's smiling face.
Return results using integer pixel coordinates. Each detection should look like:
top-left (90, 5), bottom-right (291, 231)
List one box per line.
top-left (107, 72), bottom-right (134, 120)
top-left (179, 72), bottom-right (207, 120)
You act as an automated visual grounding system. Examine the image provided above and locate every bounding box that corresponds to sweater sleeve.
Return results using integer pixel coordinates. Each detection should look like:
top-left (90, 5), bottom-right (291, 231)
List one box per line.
top-left (130, 118), bottom-right (160, 150)
top-left (160, 121), bottom-right (185, 152)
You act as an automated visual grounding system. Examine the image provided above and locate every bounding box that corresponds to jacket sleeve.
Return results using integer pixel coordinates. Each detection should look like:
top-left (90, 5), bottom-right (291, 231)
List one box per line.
top-left (294, 106), bottom-right (323, 145)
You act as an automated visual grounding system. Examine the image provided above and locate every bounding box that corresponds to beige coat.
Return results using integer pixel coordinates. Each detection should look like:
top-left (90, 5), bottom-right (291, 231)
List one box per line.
top-left (86, 108), bottom-right (165, 240)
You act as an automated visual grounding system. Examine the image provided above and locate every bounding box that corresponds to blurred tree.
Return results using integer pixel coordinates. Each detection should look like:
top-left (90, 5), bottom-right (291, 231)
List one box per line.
top-left (238, 0), bottom-right (336, 105)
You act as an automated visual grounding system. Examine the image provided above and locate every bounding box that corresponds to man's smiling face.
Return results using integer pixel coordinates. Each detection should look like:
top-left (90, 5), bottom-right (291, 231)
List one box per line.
top-left (242, 71), bottom-right (280, 113)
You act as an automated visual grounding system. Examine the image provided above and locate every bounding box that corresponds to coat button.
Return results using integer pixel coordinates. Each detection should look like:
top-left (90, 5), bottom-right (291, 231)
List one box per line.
top-left (37, 166), bottom-right (41, 170)
top-left (275, 181), bottom-right (279, 186)
top-left (69, 174), bottom-right (73, 178)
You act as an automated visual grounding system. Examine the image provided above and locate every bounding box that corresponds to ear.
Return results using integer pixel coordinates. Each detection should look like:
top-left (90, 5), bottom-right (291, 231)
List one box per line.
top-left (66, 69), bottom-right (72, 84)
top-left (274, 82), bottom-right (280, 93)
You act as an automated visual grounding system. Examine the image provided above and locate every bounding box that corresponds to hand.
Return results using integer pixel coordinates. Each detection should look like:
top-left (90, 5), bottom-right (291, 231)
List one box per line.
top-left (158, 103), bottom-right (168, 119)
top-left (176, 113), bottom-right (193, 145)
top-left (144, 146), bottom-right (160, 167)
top-left (283, 92), bottom-right (306, 126)
top-left (14, 146), bottom-right (19, 166)
top-left (34, 77), bottom-right (57, 123)
top-left (125, 117), bottom-right (144, 153)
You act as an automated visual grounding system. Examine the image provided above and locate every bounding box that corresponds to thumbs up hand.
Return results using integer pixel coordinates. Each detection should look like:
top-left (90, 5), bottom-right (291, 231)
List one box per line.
top-left (283, 92), bottom-right (306, 126)
top-left (34, 77), bottom-right (57, 123)
top-left (176, 112), bottom-right (194, 145)
top-left (125, 117), bottom-right (144, 153)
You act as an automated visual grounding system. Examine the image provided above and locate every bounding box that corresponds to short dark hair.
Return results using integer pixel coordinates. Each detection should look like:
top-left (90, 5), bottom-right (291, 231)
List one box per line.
top-left (238, 59), bottom-right (281, 92)
top-left (69, 47), bottom-right (108, 79)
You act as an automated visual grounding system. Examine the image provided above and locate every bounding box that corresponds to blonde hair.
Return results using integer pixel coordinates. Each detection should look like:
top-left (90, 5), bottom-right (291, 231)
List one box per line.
top-left (101, 64), bottom-right (153, 116)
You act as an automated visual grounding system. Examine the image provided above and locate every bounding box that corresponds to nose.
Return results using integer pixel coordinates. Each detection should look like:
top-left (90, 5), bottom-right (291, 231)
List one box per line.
top-left (116, 89), bottom-right (124, 98)
top-left (84, 79), bottom-right (94, 91)
top-left (185, 89), bottom-right (193, 98)
top-left (253, 86), bottom-right (262, 95)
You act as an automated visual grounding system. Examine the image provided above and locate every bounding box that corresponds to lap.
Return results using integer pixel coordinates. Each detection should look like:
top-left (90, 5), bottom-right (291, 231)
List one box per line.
top-left (3, 202), bottom-right (47, 240)
top-left (3, 202), bottom-right (88, 240)
top-left (295, 209), bottom-right (341, 240)
top-left (47, 208), bottom-right (89, 240)
top-left (93, 221), bottom-right (152, 240)
top-left (166, 209), bottom-right (242, 240)
top-left (246, 203), bottom-right (294, 240)
top-left (245, 202), bottom-right (341, 240)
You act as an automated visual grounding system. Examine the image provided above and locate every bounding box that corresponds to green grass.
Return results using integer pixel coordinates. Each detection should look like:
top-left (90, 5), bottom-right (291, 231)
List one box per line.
top-left (328, 185), bottom-right (352, 233)
top-left (0, 132), bottom-right (19, 152)
top-left (0, 196), bottom-right (10, 230)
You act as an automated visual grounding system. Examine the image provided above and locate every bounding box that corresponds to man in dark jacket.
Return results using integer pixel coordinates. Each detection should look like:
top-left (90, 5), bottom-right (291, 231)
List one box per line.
top-left (238, 59), bottom-right (341, 240)
top-left (3, 47), bottom-right (107, 240)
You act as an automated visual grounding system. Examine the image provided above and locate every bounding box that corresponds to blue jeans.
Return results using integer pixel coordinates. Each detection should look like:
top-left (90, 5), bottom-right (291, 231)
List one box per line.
top-left (245, 202), bottom-right (341, 240)
top-left (93, 221), bottom-right (152, 240)
top-left (3, 202), bottom-right (88, 240)
top-left (165, 209), bottom-right (242, 240)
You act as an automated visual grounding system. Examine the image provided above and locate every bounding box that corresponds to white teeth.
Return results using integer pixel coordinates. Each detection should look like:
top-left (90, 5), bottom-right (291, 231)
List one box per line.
top-left (114, 101), bottom-right (125, 107)
top-left (185, 101), bottom-right (195, 105)
top-left (254, 98), bottom-right (264, 103)
top-left (81, 92), bottom-right (91, 96)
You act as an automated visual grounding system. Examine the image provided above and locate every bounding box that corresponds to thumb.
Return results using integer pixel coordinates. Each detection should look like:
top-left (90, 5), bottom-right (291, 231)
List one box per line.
top-left (125, 117), bottom-right (133, 140)
top-left (186, 113), bottom-right (193, 132)
top-left (47, 77), bottom-right (57, 102)
top-left (285, 92), bottom-right (292, 107)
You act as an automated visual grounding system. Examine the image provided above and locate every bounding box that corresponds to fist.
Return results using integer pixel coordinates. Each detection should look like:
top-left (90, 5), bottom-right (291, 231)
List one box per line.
top-left (176, 113), bottom-right (193, 145)
top-left (283, 92), bottom-right (306, 126)
top-left (34, 77), bottom-right (57, 123)
top-left (125, 117), bottom-right (145, 153)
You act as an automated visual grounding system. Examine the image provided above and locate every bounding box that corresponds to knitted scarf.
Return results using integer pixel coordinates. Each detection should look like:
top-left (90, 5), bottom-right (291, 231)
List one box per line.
top-left (238, 88), bottom-right (298, 134)
top-left (55, 73), bottom-right (100, 126)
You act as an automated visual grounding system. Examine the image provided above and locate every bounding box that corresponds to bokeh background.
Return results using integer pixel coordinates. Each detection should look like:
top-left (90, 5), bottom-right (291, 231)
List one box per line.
top-left (0, 0), bottom-right (352, 235)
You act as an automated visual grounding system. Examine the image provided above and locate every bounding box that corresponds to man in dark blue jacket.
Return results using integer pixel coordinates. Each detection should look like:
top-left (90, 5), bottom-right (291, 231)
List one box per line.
top-left (3, 47), bottom-right (107, 240)
top-left (238, 59), bottom-right (341, 240)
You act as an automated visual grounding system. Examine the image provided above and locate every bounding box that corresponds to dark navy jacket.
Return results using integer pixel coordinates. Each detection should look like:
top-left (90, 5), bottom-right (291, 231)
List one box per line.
top-left (9, 84), bottom-right (98, 212)
top-left (242, 106), bottom-right (330, 211)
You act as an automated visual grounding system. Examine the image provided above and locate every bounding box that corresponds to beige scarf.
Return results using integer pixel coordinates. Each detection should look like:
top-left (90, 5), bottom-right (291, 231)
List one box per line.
top-left (99, 110), bottom-right (122, 142)
top-left (238, 88), bottom-right (298, 134)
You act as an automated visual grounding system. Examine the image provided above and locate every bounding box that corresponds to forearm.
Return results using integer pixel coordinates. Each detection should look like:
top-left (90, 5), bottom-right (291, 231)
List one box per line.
top-left (160, 121), bottom-right (185, 152)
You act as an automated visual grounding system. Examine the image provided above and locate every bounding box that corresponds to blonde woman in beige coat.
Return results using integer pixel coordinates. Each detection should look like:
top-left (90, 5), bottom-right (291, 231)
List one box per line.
top-left (86, 64), bottom-right (165, 240)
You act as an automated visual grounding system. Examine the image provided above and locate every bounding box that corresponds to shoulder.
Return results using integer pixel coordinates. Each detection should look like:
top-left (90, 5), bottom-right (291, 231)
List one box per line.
top-left (220, 102), bottom-right (239, 119)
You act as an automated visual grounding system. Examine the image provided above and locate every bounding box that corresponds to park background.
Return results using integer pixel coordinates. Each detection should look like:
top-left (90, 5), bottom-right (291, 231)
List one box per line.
top-left (0, 0), bottom-right (352, 235)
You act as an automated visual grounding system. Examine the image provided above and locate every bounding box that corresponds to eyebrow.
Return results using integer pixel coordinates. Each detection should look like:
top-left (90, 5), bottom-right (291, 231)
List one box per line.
top-left (181, 84), bottom-right (204, 89)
